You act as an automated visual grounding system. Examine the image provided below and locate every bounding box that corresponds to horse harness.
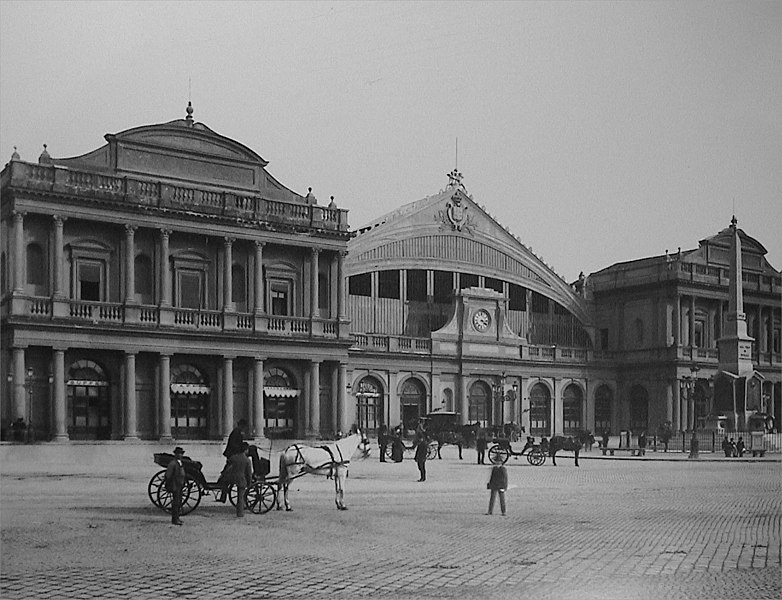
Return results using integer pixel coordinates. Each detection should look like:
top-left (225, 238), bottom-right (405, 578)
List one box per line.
top-left (286, 442), bottom-right (350, 480)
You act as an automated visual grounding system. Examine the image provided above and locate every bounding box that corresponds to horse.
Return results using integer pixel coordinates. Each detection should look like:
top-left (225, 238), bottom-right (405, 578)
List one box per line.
top-left (277, 429), bottom-right (368, 511)
top-left (547, 435), bottom-right (581, 467)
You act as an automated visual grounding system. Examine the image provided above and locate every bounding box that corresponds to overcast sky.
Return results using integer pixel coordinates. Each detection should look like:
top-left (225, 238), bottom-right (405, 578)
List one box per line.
top-left (1, 1), bottom-right (780, 282)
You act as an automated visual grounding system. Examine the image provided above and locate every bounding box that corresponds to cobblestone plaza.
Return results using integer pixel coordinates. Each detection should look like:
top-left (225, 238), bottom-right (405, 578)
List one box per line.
top-left (1, 444), bottom-right (780, 600)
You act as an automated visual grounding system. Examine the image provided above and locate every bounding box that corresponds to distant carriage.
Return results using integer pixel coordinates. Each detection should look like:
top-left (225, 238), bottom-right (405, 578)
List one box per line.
top-left (416, 411), bottom-right (480, 460)
top-left (489, 433), bottom-right (586, 467)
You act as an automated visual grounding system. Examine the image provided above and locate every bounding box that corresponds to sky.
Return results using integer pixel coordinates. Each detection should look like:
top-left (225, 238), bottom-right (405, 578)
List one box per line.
top-left (1, 1), bottom-right (780, 282)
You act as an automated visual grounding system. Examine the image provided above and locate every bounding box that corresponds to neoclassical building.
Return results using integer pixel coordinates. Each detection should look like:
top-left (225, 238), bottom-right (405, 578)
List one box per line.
top-left (1, 106), bottom-right (353, 442)
top-left (2, 113), bottom-right (780, 442)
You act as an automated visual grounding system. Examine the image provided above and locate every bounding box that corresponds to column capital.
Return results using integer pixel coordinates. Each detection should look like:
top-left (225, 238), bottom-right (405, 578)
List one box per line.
top-left (223, 236), bottom-right (235, 246)
top-left (12, 210), bottom-right (26, 221)
top-left (311, 247), bottom-right (321, 256)
top-left (254, 240), bottom-right (266, 249)
top-left (159, 228), bottom-right (172, 238)
top-left (52, 214), bottom-right (67, 226)
top-left (253, 355), bottom-right (268, 362)
top-left (339, 250), bottom-right (348, 258)
top-left (124, 224), bottom-right (137, 235)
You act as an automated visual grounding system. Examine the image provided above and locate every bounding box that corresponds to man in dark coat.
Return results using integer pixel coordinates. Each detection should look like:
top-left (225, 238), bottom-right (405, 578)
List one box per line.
top-left (414, 436), bottom-right (428, 482)
top-left (221, 442), bottom-right (253, 517)
top-left (486, 464), bottom-right (508, 516)
top-left (217, 419), bottom-right (248, 502)
top-left (378, 425), bottom-right (389, 462)
top-left (164, 447), bottom-right (186, 525)
top-left (476, 431), bottom-right (488, 464)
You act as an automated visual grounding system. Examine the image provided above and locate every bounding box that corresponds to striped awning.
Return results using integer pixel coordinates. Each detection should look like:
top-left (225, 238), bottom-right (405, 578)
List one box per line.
top-left (171, 383), bottom-right (211, 395)
top-left (264, 387), bottom-right (300, 398)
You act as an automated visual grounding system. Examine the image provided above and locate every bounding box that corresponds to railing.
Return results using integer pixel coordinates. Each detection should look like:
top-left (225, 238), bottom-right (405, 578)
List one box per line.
top-left (5, 160), bottom-right (350, 232)
top-left (639, 431), bottom-right (782, 454)
top-left (8, 295), bottom-right (344, 340)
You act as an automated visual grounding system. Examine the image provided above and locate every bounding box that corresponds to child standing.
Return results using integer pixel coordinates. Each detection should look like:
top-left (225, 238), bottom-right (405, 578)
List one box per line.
top-left (486, 464), bottom-right (508, 516)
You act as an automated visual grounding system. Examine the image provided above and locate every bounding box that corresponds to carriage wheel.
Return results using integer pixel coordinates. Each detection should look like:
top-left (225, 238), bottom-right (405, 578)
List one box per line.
top-left (148, 470), bottom-right (167, 508)
top-left (156, 476), bottom-right (202, 515)
top-left (228, 484), bottom-right (239, 508)
top-left (246, 481), bottom-right (277, 514)
top-left (528, 447), bottom-right (546, 466)
top-left (488, 444), bottom-right (510, 465)
top-left (426, 442), bottom-right (439, 460)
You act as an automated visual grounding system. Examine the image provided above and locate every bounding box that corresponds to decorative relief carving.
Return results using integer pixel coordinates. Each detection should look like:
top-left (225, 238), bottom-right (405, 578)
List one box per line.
top-left (436, 193), bottom-right (475, 234)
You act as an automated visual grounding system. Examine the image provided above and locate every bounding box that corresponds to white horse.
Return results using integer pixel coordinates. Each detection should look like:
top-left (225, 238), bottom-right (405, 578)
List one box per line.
top-left (277, 430), bottom-right (368, 511)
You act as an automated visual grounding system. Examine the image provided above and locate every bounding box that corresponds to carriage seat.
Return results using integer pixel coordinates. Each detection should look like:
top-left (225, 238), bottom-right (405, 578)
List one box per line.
top-left (153, 452), bottom-right (204, 476)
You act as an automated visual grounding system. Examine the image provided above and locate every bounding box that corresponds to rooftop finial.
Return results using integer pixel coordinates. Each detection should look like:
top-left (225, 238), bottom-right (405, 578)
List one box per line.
top-left (185, 101), bottom-right (194, 125)
top-left (11, 146), bottom-right (20, 160)
top-left (38, 144), bottom-right (51, 165)
top-left (447, 168), bottom-right (463, 188)
top-left (731, 214), bottom-right (737, 228)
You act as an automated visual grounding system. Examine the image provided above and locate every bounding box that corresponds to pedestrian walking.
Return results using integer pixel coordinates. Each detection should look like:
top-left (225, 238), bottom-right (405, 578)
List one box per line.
top-left (165, 447), bottom-right (186, 525)
top-left (476, 431), bottom-right (487, 464)
top-left (415, 436), bottom-right (428, 481)
top-left (378, 425), bottom-right (389, 463)
top-left (688, 434), bottom-right (699, 459)
top-left (486, 463), bottom-right (507, 516)
top-left (637, 432), bottom-right (647, 456)
top-left (220, 442), bottom-right (253, 517)
top-left (736, 436), bottom-right (745, 457)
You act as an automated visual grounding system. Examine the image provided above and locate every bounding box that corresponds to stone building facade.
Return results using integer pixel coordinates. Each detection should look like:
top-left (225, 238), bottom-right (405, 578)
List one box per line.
top-left (2, 114), bottom-right (780, 442)
top-left (1, 107), bottom-right (353, 442)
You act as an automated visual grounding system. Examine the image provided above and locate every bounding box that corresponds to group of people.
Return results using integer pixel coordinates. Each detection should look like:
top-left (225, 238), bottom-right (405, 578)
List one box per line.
top-left (721, 436), bottom-right (746, 457)
top-left (164, 419), bottom-right (254, 526)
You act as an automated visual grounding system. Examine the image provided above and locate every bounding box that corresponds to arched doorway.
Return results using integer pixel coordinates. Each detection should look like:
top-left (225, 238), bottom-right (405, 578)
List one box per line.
top-left (170, 364), bottom-right (210, 439)
top-left (694, 383), bottom-right (709, 429)
top-left (67, 359), bottom-right (111, 440)
top-left (562, 384), bottom-right (583, 435)
top-left (264, 367), bottom-right (299, 438)
top-left (629, 385), bottom-right (649, 433)
top-left (468, 381), bottom-right (492, 427)
top-left (594, 385), bottom-right (613, 434)
top-left (529, 383), bottom-right (551, 437)
top-left (400, 378), bottom-right (426, 434)
top-left (356, 376), bottom-right (383, 433)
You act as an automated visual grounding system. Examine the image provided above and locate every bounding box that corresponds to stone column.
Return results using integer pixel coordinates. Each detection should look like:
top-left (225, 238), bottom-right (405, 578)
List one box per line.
top-left (680, 382), bottom-right (689, 433)
top-left (310, 248), bottom-right (320, 318)
top-left (331, 363), bottom-right (340, 433)
top-left (673, 381), bottom-right (681, 432)
top-left (338, 363), bottom-right (349, 433)
top-left (459, 374), bottom-right (469, 426)
top-left (253, 242), bottom-right (265, 314)
top-left (12, 211), bottom-right (24, 293)
top-left (223, 357), bottom-right (234, 438)
top-left (124, 352), bottom-right (139, 440)
top-left (552, 379), bottom-right (562, 436)
top-left (665, 381), bottom-right (673, 426)
top-left (52, 349), bottom-right (68, 441)
top-left (689, 296), bottom-right (696, 346)
top-left (159, 354), bottom-right (172, 441)
top-left (159, 230), bottom-right (171, 306)
top-left (223, 237), bottom-right (234, 311)
top-left (12, 347), bottom-right (26, 420)
top-left (308, 360), bottom-right (321, 437)
top-left (124, 225), bottom-right (137, 303)
top-left (52, 216), bottom-right (65, 298)
top-left (337, 251), bottom-right (347, 321)
top-left (253, 357), bottom-right (266, 441)
top-left (674, 295), bottom-right (681, 345)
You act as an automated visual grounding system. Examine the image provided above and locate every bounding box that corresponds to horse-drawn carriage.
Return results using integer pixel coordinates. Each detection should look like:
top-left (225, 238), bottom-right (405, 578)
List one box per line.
top-left (488, 437), bottom-right (548, 466)
top-left (147, 447), bottom-right (277, 516)
top-left (417, 410), bottom-right (480, 459)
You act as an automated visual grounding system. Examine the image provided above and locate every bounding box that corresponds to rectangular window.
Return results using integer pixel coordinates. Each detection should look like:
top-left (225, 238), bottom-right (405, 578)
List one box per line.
top-left (433, 270), bottom-right (452, 304)
top-left (694, 320), bottom-right (704, 348)
top-left (600, 328), bottom-right (609, 350)
top-left (348, 273), bottom-right (371, 297)
top-left (484, 277), bottom-right (503, 294)
top-left (78, 261), bottom-right (103, 301)
top-left (378, 270), bottom-right (400, 299)
top-left (269, 280), bottom-right (291, 316)
top-left (459, 273), bottom-right (478, 289)
top-left (509, 283), bottom-right (526, 311)
top-left (406, 269), bottom-right (427, 302)
top-left (177, 270), bottom-right (203, 309)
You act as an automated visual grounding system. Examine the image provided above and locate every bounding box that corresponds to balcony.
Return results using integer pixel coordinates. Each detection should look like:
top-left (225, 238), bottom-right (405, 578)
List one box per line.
top-left (3, 160), bottom-right (350, 233)
top-left (3, 295), bottom-right (347, 341)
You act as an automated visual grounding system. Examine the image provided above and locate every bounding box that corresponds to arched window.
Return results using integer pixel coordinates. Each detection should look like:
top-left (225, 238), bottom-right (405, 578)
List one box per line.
top-left (26, 243), bottom-right (45, 286)
top-left (67, 359), bottom-right (111, 440)
top-left (232, 263), bottom-right (246, 310)
top-left (263, 367), bottom-right (298, 438)
top-left (318, 272), bottom-right (329, 312)
top-left (356, 376), bottom-right (382, 432)
top-left (468, 381), bottom-right (491, 426)
top-left (629, 385), bottom-right (649, 433)
top-left (529, 383), bottom-right (551, 437)
top-left (134, 254), bottom-right (153, 301)
top-left (594, 385), bottom-right (613, 434)
top-left (562, 384), bottom-right (583, 435)
top-left (442, 388), bottom-right (454, 412)
top-left (400, 378), bottom-right (426, 433)
top-left (170, 364), bottom-right (210, 439)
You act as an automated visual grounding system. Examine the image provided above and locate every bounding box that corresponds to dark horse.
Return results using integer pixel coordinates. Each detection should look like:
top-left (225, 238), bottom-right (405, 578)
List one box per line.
top-left (545, 435), bottom-right (581, 467)
top-left (432, 423), bottom-right (481, 459)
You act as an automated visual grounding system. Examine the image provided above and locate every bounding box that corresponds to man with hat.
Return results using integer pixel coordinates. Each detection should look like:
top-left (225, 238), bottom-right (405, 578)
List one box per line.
top-left (165, 447), bottom-right (187, 525)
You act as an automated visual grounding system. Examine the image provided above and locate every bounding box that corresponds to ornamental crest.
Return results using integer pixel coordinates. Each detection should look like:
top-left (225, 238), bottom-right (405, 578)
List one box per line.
top-left (437, 193), bottom-right (475, 234)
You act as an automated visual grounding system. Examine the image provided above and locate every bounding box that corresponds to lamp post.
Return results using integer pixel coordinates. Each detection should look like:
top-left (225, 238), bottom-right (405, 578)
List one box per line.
top-left (681, 364), bottom-right (700, 432)
top-left (26, 367), bottom-right (34, 444)
top-left (492, 377), bottom-right (519, 434)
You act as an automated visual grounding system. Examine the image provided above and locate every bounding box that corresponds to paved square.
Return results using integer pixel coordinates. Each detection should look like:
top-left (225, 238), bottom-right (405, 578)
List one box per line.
top-left (1, 444), bottom-right (780, 599)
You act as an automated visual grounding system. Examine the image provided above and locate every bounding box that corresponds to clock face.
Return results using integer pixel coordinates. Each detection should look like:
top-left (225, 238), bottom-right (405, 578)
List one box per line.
top-left (472, 309), bottom-right (491, 332)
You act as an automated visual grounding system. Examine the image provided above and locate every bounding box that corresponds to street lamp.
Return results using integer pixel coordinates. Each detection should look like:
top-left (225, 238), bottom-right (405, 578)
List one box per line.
top-left (682, 364), bottom-right (700, 432)
top-left (26, 367), bottom-right (34, 443)
top-left (492, 377), bottom-right (519, 433)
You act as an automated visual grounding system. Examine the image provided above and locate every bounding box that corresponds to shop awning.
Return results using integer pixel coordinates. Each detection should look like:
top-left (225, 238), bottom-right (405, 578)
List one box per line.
top-left (264, 387), bottom-right (300, 398)
top-left (171, 383), bottom-right (211, 395)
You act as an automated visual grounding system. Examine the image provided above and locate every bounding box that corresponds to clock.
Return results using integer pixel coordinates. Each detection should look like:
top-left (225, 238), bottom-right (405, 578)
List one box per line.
top-left (472, 309), bottom-right (491, 332)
